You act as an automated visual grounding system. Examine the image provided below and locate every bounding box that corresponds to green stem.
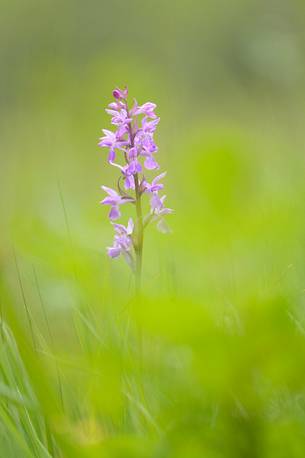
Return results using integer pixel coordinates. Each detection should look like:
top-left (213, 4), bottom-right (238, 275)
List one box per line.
top-left (134, 173), bottom-right (143, 295)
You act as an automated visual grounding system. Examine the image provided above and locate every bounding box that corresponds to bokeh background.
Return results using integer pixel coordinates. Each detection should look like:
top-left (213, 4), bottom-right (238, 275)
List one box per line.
top-left (1, 0), bottom-right (305, 457)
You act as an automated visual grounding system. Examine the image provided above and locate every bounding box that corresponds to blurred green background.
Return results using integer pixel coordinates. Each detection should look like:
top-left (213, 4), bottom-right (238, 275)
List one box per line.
top-left (1, 0), bottom-right (305, 456)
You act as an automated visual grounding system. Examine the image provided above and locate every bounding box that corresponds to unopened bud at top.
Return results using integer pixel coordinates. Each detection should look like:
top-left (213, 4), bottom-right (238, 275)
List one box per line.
top-left (112, 86), bottom-right (128, 100)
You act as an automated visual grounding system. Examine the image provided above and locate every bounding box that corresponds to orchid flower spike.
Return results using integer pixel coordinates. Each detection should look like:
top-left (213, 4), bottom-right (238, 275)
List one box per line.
top-left (98, 86), bottom-right (173, 287)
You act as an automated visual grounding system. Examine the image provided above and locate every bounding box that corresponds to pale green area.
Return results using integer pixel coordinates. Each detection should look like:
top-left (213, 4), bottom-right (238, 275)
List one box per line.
top-left (1, 1), bottom-right (305, 456)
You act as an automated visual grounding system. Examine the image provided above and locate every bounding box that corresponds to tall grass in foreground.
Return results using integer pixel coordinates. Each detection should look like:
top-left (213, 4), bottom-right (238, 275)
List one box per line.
top-left (1, 268), bottom-right (305, 457)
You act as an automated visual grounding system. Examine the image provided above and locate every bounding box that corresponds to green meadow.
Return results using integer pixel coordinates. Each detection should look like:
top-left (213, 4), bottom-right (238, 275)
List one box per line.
top-left (1, 1), bottom-right (305, 456)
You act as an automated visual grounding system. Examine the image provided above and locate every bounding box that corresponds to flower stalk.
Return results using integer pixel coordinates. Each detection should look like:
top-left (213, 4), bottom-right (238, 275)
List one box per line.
top-left (134, 173), bottom-right (143, 294)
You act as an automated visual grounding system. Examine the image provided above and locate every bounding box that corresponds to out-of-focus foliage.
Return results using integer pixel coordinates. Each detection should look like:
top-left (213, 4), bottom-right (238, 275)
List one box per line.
top-left (1, 0), bottom-right (305, 457)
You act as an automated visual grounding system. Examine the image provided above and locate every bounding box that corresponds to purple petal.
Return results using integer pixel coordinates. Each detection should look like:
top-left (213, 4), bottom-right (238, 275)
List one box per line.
top-left (107, 246), bottom-right (121, 258)
top-left (124, 175), bottom-right (135, 190)
top-left (100, 196), bottom-right (117, 206)
top-left (113, 222), bottom-right (127, 233)
top-left (152, 172), bottom-right (167, 185)
top-left (105, 109), bottom-right (118, 117)
top-left (102, 129), bottom-right (115, 139)
top-left (128, 147), bottom-right (138, 160)
top-left (108, 102), bottom-right (124, 110)
top-left (116, 124), bottom-right (129, 138)
top-left (142, 117), bottom-right (160, 133)
top-left (159, 207), bottom-right (174, 215)
top-left (141, 135), bottom-right (157, 153)
top-left (127, 160), bottom-right (142, 175)
top-left (150, 183), bottom-right (163, 192)
top-left (109, 206), bottom-right (120, 220)
top-left (150, 193), bottom-right (162, 211)
top-left (101, 186), bottom-right (118, 197)
top-left (108, 149), bottom-right (116, 162)
top-left (135, 102), bottom-right (157, 118)
top-left (144, 156), bottom-right (159, 170)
